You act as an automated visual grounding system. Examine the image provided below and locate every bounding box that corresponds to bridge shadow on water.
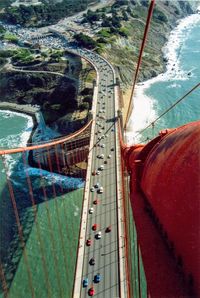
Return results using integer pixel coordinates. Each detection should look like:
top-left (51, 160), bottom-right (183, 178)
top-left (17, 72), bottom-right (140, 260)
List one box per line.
top-left (0, 151), bottom-right (84, 296)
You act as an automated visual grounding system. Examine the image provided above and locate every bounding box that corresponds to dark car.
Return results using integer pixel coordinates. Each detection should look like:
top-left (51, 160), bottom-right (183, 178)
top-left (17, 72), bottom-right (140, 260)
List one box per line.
top-left (83, 278), bottom-right (88, 287)
top-left (86, 239), bottom-right (92, 246)
top-left (106, 226), bottom-right (112, 233)
top-left (89, 258), bottom-right (95, 265)
top-left (94, 273), bottom-right (101, 283)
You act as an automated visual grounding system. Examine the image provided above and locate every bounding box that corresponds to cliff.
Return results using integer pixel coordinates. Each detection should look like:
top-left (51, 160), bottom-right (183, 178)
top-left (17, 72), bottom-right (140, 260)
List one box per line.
top-left (101, 0), bottom-right (199, 88)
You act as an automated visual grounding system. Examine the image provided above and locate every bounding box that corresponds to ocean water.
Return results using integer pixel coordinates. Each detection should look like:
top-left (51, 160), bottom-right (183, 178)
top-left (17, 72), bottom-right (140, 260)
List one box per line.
top-left (0, 110), bottom-right (84, 295)
top-left (126, 11), bottom-right (200, 144)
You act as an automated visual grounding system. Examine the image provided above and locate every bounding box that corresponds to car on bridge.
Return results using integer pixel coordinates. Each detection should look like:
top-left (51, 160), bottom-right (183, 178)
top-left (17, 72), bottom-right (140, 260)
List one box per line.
top-left (94, 274), bottom-right (101, 283)
top-left (88, 287), bottom-right (95, 296)
top-left (98, 187), bottom-right (103, 194)
top-left (86, 238), bottom-right (92, 246)
top-left (99, 165), bottom-right (104, 171)
top-left (93, 199), bottom-right (99, 205)
top-left (89, 207), bottom-right (94, 214)
top-left (106, 226), bottom-right (112, 233)
top-left (92, 224), bottom-right (97, 231)
top-left (96, 231), bottom-right (101, 239)
top-left (94, 182), bottom-right (100, 188)
top-left (83, 278), bottom-right (88, 287)
top-left (89, 257), bottom-right (95, 265)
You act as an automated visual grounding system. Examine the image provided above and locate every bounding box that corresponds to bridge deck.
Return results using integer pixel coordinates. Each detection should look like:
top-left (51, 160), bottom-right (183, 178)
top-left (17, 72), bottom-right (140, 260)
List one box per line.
top-left (73, 48), bottom-right (127, 297)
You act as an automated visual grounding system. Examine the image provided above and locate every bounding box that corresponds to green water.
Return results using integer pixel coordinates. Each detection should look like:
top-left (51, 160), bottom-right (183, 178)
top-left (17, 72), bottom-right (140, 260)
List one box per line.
top-left (0, 110), bottom-right (84, 297)
top-left (8, 189), bottom-right (83, 298)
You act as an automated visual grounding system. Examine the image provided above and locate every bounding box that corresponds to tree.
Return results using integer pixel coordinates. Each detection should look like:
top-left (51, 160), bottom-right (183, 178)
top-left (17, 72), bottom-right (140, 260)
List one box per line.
top-left (74, 33), bottom-right (96, 49)
top-left (153, 8), bottom-right (168, 23)
top-left (79, 102), bottom-right (89, 110)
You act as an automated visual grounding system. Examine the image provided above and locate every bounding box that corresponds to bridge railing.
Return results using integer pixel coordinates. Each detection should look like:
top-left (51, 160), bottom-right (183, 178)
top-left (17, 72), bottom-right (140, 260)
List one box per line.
top-left (0, 120), bottom-right (92, 297)
top-left (117, 92), bottom-right (148, 297)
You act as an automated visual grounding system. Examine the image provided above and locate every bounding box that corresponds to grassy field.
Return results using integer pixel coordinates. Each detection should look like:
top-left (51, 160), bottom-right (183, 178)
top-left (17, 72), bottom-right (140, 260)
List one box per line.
top-left (3, 188), bottom-right (84, 298)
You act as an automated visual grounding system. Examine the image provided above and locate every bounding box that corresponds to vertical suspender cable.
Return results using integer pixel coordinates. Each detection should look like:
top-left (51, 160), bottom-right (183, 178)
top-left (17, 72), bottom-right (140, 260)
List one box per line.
top-left (0, 261), bottom-right (9, 298)
top-left (22, 151), bottom-right (51, 298)
top-left (36, 152), bottom-right (63, 298)
top-left (125, 0), bottom-right (156, 129)
top-left (47, 148), bottom-right (69, 292)
top-left (137, 241), bottom-right (141, 298)
top-left (1, 155), bottom-right (35, 298)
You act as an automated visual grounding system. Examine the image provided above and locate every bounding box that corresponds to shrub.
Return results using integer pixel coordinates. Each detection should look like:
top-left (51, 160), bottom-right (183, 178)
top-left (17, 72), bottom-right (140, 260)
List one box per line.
top-left (79, 102), bottom-right (89, 110)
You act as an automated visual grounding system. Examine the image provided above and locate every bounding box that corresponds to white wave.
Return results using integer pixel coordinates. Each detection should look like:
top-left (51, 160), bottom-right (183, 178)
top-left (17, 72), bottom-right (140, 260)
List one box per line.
top-left (163, 13), bottom-right (200, 81)
top-left (20, 116), bottom-right (34, 147)
top-left (126, 85), bottom-right (156, 144)
top-left (167, 83), bottom-right (182, 89)
top-left (0, 110), bottom-right (34, 148)
top-left (125, 11), bottom-right (200, 145)
top-left (3, 155), bottom-right (17, 177)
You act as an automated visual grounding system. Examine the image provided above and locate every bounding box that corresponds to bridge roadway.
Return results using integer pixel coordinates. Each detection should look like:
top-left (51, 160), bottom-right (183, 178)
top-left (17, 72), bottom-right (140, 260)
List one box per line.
top-left (71, 47), bottom-right (127, 297)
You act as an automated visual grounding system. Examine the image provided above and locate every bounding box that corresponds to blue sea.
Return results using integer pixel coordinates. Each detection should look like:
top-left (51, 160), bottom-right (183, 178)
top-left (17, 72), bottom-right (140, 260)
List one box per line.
top-left (0, 110), bottom-right (84, 193)
top-left (126, 11), bottom-right (200, 143)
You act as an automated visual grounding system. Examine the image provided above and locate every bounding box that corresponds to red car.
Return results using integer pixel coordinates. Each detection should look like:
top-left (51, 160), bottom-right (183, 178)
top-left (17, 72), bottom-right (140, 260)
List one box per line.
top-left (88, 287), bottom-right (95, 296)
top-left (92, 224), bottom-right (97, 231)
top-left (86, 239), bottom-right (92, 246)
top-left (92, 171), bottom-right (96, 176)
top-left (106, 226), bottom-right (112, 233)
top-left (93, 199), bottom-right (99, 205)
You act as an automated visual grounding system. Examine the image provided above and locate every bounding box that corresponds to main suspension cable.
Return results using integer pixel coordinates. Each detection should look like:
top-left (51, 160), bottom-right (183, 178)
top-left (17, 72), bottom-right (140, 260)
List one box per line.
top-left (124, 0), bottom-right (156, 129)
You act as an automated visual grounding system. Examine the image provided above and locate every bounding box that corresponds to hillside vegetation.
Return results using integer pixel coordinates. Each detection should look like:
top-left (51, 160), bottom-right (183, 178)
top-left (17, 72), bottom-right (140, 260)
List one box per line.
top-left (79, 0), bottom-right (196, 89)
top-left (0, 0), bottom-right (99, 27)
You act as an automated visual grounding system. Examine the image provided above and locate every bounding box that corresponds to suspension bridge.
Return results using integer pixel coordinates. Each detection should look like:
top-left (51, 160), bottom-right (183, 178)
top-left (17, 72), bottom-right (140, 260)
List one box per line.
top-left (0, 1), bottom-right (200, 297)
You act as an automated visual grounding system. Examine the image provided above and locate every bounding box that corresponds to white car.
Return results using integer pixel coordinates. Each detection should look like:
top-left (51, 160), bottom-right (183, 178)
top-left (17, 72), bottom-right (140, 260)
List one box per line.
top-left (98, 187), bottom-right (103, 194)
top-left (101, 144), bottom-right (105, 148)
top-left (99, 165), bottom-right (104, 171)
top-left (89, 207), bottom-right (94, 214)
top-left (90, 187), bottom-right (95, 192)
top-left (108, 154), bottom-right (111, 159)
top-left (96, 171), bottom-right (100, 175)
top-left (97, 154), bottom-right (104, 159)
top-left (96, 231), bottom-right (102, 239)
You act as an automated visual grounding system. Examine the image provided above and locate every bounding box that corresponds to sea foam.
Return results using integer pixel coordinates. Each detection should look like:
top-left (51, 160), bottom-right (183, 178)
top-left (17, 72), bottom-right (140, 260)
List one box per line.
top-left (126, 10), bottom-right (200, 145)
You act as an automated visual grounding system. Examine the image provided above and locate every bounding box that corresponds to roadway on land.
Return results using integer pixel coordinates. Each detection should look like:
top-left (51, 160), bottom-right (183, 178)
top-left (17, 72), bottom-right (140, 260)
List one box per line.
top-left (71, 47), bottom-right (127, 297)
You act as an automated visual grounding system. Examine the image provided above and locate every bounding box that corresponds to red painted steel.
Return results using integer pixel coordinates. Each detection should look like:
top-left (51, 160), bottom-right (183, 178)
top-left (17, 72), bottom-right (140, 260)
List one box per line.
top-left (125, 0), bottom-right (155, 127)
top-left (123, 120), bottom-right (200, 297)
top-left (0, 120), bottom-right (92, 155)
